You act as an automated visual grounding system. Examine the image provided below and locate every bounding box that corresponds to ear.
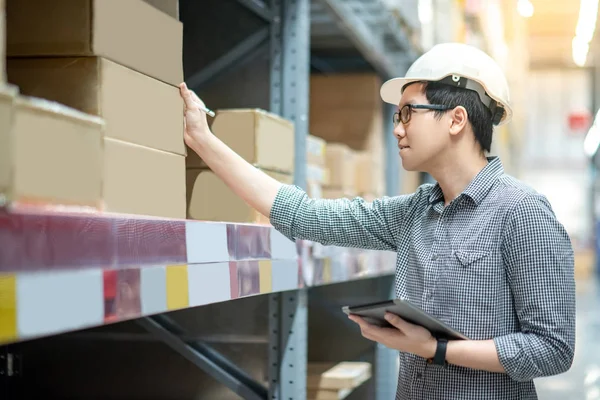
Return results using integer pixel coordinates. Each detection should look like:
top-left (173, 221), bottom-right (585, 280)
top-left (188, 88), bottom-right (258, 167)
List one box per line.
top-left (448, 106), bottom-right (468, 136)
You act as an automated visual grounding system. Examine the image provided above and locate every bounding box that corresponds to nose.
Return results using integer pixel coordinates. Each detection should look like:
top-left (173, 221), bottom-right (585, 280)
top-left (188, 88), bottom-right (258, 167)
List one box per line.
top-left (393, 122), bottom-right (406, 139)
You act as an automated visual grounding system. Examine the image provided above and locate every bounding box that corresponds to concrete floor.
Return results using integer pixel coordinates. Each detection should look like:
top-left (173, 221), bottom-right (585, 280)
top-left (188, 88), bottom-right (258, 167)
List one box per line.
top-left (536, 277), bottom-right (600, 399)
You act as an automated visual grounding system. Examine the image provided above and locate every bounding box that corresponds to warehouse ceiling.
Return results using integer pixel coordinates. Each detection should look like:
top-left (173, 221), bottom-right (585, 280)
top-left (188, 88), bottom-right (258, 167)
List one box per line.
top-left (526, 0), bottom-right (587, 68)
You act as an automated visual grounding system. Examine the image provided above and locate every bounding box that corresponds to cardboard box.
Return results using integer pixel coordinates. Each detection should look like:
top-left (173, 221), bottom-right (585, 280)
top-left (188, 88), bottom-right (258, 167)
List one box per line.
top-left (307, 362), bottom-right (371, 390)
top-left (0, 86), bottom-right (104, 207)
top-left (307, 134), bottom-right (327, 166)
top-left (187, 109), bottom-right (295, 174)
top-left (143, 0), bottom-right (179, 19)
top-left (355, 151), bottom-right (385, 196)
top-left (7, 57), bottom-right (185, 155)
top-left (325, 144), bottom-right (355, 193)
top-left (310, 74), bottom-right (383, 151)
top-left (321, 188), bottom-right (355, 200)
top-left (103, 138), bottom-right (185, 219)
top-left (6, 0), bottom-right (183, 86)
top-left (307, 164), bottom-right (328, 185)
top-left (187, 168), bottom-right (293, 224)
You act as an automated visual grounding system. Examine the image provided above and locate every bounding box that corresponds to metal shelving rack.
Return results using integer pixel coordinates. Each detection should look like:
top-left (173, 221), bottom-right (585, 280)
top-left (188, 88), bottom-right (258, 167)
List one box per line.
top-left (0, 0), bottom-right (420, 399)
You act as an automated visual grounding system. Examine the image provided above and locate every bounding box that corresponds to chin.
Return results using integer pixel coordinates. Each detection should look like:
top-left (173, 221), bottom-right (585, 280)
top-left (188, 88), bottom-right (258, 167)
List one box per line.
top-left (400, 158), bottom-right (419, 172)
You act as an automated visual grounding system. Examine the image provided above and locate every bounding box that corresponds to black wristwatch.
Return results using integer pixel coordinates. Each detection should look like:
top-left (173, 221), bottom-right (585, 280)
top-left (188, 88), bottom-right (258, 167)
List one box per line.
top-left (430, 338), bottom-right (448, 366)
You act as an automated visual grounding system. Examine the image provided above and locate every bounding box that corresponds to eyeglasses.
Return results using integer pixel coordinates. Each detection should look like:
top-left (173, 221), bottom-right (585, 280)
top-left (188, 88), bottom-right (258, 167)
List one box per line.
top-left (393, 104), bottom-right (452, 126)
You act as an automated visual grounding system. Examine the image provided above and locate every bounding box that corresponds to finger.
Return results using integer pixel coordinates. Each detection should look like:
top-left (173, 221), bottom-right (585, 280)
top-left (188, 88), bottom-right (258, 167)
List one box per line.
top-left (384, 313), bottom-right (413, 331)
top-left (179, 83), bottom-right (196, 109)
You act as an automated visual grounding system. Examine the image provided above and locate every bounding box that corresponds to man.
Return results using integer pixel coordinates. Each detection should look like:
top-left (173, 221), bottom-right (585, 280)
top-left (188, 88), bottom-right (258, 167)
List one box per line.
top-left (179, 42), bottom-right (576, 399)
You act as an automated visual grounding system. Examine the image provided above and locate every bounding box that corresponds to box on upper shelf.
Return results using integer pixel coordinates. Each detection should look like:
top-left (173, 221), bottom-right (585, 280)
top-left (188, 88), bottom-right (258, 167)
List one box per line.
top-left (6, 0), bottom-right (183, 86)
top-left (7, 56), bottom-right (185, 155)
top-left (186, 168), bottom-right (293, 224)
top-left (143, 0), bottom-right (179, 19)
top-left (0, 85), bottom-right (104, 208)
top-left (103, 138), bottom-right (186, 219)
top-left (325, 143), bottom-right (356, 196)
top-left (307, 134), bottom-right (327, 166)
top-left (355, 151), bottom-right (385, 198)
top-left (187, 109), bottom-right (295, 174)
top-left (310, 73), bottom-right (384, 152)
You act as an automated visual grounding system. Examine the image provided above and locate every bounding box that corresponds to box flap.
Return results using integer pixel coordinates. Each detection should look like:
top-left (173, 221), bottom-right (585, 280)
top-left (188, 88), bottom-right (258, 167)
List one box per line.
top-left (93, 0), bottom-right (183, 86)
top-left (6, 0), bottom-right (92, 56)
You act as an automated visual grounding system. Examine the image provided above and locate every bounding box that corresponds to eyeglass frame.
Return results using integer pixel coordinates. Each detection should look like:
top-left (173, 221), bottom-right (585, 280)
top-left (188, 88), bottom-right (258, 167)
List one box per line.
top-left (393, 104), bottom-right (453, 126)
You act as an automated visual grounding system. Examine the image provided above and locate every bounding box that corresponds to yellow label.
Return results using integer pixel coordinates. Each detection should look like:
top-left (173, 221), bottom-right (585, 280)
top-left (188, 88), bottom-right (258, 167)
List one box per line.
top-left (259, 260), bottom-right (272, 293)
top-left (166, 265), bottom-right (188, 310)
top-left (0, 275), bottom-right (17, 342)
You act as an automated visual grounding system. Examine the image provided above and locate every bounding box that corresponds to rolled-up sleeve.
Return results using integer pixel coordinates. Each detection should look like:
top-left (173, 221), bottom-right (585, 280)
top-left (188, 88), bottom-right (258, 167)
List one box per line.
top-left (494, 193), bottom-right (576, 382)
top-left (269, 185), bottom-right (416, 252)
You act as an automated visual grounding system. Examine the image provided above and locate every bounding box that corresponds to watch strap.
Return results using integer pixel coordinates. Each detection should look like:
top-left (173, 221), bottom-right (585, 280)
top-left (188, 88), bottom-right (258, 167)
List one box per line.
top-left (432, 338), bottom-right (448, 366)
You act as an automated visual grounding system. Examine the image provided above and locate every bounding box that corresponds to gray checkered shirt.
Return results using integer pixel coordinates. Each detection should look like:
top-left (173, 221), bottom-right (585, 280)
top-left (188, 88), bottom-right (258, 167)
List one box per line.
top-left (270, 156), bottom-right (576, 400)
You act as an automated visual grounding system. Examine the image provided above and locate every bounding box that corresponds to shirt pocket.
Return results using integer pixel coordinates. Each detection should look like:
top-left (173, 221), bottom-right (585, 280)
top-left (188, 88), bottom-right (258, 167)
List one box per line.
top-left (435, 248), bottom-right (503, 336)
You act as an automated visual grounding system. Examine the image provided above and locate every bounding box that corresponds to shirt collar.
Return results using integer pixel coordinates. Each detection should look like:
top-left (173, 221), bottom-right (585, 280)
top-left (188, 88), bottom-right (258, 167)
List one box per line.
top-left (428, 156), bottom-right (504, 206)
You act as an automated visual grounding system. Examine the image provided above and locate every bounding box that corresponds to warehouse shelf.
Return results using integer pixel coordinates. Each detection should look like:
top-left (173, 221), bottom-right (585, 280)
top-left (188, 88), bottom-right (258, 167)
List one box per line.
top-left (0, 204), bottom-right (395, 347)
top-left (0, 0), bottom-right (418, 399)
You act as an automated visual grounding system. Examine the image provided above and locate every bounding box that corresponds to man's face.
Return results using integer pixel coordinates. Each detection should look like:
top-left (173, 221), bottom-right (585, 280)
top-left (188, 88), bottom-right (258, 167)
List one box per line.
top-left (394, 83), bottom-right (450, 172)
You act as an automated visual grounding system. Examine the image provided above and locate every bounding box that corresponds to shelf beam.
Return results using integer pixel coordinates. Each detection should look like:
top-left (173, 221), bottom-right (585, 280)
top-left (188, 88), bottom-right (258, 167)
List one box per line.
top-left (138, 315), bottom-right (268, 400)
top-left (315, 0), bottom-right (417, 79)
top-left (236, 0), bottom-right (273, 22)
top-left (186, 26), bottom-right (270, 90)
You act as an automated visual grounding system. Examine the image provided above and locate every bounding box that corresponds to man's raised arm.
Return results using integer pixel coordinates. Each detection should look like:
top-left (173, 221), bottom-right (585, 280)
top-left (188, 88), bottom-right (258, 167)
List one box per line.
top-left (180, 83), bottom-right (413, 251)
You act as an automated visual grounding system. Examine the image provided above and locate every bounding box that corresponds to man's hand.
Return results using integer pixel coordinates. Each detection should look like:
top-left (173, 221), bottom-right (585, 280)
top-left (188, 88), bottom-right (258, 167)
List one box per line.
top-left (349, 312), bottom-right (437, 359)
top-left (179, 82), bottom-right (212, 152)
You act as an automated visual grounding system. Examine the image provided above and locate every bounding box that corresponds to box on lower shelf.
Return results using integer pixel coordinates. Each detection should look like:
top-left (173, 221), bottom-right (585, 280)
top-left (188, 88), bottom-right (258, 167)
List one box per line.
top-left (0, 85), bottom-right (104, 208)
top-left (187, 168), bottom-right (293, 223)
top-left (307, 362), bottom-right (372, 400)
top-left (7, 56), bottom-right (185, 155)
top-left (103, 138), bottom-right (186, 219)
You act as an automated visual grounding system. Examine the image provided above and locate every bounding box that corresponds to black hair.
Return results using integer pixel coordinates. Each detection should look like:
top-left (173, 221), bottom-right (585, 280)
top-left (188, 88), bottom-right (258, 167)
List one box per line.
top-left (421, 81), bottom-right (494, 153)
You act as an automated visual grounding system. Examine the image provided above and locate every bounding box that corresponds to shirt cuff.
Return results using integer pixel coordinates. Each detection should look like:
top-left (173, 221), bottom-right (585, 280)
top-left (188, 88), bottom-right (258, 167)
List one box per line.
top-left (269, 184), bottom-right (307, 241)
top-left (493, 334), bottom-right (528, 382)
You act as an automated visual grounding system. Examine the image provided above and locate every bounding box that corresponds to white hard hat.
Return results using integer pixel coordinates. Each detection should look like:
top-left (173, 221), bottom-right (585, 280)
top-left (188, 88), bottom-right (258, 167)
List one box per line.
top-left (380, 43), bottom-right (513, 126)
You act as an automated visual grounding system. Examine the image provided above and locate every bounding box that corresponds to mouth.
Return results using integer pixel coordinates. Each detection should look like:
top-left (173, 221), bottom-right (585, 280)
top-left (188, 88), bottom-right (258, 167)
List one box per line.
top-left (398, 144), bottom-right (410, 151)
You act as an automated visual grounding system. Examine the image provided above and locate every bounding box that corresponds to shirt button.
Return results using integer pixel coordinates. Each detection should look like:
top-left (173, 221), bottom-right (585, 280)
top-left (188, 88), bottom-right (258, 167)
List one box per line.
top-left (431, 254), bottom-right (438, 261)
top-left (416, 372), bottom-right (423, 379)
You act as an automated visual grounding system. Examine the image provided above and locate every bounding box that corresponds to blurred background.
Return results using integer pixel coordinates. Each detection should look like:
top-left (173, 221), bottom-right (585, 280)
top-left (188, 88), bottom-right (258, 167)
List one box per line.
top-left (2, 1), bottom-right (600, 399)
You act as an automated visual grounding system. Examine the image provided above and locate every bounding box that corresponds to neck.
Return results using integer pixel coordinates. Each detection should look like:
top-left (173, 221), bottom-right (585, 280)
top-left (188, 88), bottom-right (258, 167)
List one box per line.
top-left (428, 153), bottom-right (489, 206)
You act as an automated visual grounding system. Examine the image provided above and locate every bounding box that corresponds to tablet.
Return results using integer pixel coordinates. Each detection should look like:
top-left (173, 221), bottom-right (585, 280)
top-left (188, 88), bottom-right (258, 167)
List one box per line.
top-left (342, 298), bottom-right (470, 340)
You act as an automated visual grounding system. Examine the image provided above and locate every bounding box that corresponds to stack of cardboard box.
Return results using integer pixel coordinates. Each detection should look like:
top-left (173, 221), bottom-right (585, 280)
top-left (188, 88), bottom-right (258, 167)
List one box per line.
top-left (306, 134), bottom-right (328, 199)
top-left (4, 0), bottom-right (186, 218)
top-left (186, 109), bottom-right (295, 224)
top-left (322, 143), bottom-right (356, 199)
top-left (310, 73), bottom-right (386, 200)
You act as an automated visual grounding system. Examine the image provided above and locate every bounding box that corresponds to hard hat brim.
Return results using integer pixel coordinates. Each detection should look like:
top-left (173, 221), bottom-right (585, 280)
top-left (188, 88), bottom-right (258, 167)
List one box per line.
top-left (379, 77), bottom-right (513, 126)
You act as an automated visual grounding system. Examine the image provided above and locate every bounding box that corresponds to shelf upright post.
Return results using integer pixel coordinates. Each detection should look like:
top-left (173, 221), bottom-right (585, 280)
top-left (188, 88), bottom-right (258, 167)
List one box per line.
top-left (268, 0), bottom-right (310, 399)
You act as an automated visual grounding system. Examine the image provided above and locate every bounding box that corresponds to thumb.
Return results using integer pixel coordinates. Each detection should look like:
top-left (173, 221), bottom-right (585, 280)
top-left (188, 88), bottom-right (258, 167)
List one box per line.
top-left (179, 82), bottom-right (196, 110)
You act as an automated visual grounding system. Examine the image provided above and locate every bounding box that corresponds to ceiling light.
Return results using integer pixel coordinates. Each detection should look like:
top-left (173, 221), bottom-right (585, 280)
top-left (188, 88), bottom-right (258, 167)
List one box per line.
top-left (517, 0), bottom-right (534, 18)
